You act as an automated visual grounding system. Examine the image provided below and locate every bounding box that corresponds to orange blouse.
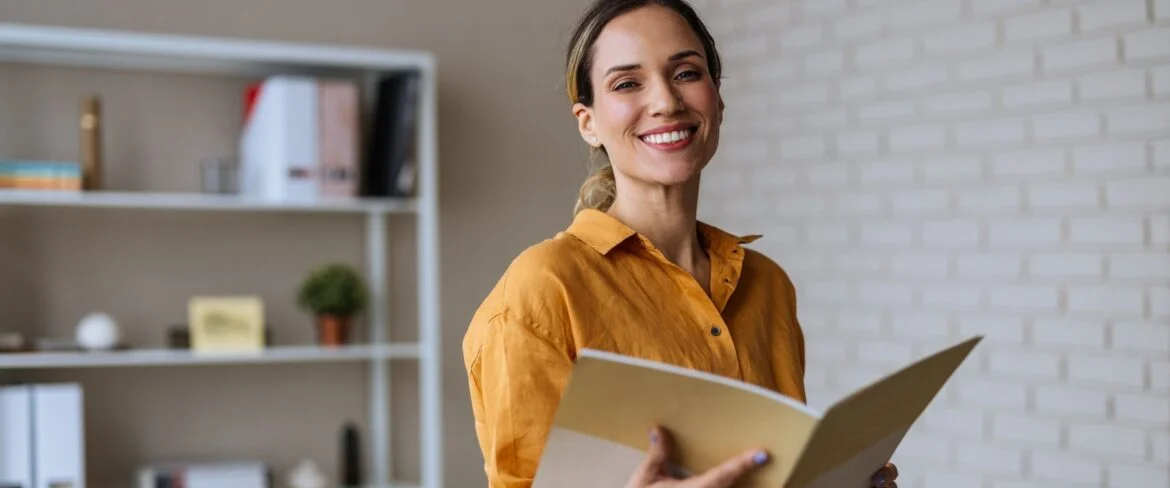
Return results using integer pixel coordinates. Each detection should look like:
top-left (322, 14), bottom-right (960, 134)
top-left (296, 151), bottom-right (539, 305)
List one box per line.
top-left (462, 209), bottom-right (807, 488)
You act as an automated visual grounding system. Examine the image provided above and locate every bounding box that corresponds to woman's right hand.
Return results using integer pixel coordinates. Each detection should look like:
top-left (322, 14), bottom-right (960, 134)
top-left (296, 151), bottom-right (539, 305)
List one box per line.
top-left (624, 426), bottom-right (770, 488)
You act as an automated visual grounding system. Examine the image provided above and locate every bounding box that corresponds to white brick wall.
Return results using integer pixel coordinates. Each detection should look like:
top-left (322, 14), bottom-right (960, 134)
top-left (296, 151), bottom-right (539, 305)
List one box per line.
top-left (696, 0), bottom-right (1169, 486)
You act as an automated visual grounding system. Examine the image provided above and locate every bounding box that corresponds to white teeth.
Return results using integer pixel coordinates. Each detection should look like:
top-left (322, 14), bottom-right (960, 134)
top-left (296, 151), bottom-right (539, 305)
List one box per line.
top-left (642, 129), bottom-right (692, 145)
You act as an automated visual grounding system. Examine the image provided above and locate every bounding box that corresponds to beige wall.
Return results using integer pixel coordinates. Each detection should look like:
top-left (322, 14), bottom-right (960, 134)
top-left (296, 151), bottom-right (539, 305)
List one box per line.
top-left (0, 0), bottom-right (594, 486)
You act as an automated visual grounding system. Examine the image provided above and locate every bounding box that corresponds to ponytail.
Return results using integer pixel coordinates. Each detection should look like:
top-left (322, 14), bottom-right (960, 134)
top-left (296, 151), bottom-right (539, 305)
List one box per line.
top-left (573, 150), bottom-right (615, 215)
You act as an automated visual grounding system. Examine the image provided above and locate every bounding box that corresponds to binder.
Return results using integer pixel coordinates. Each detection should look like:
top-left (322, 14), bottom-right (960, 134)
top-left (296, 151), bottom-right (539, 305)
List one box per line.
top-left (0, 384), bottom-right (84, 488)
top-left (33, 384), bottom-right (84, 488)
top-left (239, 76), bottom-right (321, 201)
top-left (0, 385), bottom-right (33, 488)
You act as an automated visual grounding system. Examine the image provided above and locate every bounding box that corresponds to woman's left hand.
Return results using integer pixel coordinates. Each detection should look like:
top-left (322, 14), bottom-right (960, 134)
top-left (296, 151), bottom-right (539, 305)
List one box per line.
top-left (870, 463), bottom-right (898, 487)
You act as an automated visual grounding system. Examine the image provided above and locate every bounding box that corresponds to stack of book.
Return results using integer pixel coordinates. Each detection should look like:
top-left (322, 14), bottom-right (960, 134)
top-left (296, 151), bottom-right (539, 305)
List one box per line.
top-left (0, 160), bottom-right (82, 190)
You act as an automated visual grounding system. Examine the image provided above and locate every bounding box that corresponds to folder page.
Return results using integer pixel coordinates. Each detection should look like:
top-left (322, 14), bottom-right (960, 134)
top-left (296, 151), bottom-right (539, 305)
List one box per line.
top-left (533, 349), bottom-right (821, 488)
top-left (783, 336), bottom-right (983, 487)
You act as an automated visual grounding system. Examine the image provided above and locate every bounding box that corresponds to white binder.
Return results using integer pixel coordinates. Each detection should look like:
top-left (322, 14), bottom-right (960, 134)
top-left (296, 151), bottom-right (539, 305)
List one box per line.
top-left (32, 384), bottom-right (84, 488)
top-left (0, 385), bottom-right (33, 488)
top-left (239, 75), bottom-right (321, 202)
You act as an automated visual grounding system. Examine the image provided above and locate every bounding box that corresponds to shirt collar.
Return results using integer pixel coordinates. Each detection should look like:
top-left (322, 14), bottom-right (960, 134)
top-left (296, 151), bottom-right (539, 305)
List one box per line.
top-left (565, 209), bottom-right (761, 256)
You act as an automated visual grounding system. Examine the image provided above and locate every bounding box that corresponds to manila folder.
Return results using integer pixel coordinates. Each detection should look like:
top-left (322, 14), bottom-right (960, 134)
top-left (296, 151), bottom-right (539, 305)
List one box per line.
top-left (532, 336), bottom-right (982, 488)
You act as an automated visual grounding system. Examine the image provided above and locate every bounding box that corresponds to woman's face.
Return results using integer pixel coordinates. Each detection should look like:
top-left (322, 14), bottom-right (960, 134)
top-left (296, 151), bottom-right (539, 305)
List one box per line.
top-left (573, 5), bottom-right (723, 190)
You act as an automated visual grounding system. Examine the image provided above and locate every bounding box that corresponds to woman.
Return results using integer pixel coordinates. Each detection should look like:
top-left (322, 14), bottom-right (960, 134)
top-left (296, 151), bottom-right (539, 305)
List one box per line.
top-left (463, 1), bottom-right (899, 487)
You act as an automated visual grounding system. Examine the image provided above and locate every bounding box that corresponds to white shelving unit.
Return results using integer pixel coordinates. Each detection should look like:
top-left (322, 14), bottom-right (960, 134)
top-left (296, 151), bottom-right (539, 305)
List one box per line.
top-left (0, 23), bottom-right (442, 488)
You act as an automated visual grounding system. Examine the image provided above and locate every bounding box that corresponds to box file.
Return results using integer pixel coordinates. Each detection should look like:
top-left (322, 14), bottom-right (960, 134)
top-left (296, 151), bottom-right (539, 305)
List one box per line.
top-left (0, 384), bottom-right (84, 488)
top-left (0, 385), bottom-right (33, 488)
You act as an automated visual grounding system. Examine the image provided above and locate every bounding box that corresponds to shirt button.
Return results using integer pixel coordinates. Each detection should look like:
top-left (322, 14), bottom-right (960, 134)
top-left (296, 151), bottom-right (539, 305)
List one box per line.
top-left (710, 326), bottom-right (722, 336)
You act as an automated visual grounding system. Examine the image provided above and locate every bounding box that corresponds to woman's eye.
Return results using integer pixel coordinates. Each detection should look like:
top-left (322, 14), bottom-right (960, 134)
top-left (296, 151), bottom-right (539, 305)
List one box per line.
top-left (676, 70), bottom-right (701, 81)
top-left (614, 80), bottom-right (638, 90)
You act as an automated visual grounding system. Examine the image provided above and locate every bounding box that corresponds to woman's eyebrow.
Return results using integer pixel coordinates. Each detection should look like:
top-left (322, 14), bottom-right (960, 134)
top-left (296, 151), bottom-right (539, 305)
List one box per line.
top-left (604, 50), bottom-right (705, 77)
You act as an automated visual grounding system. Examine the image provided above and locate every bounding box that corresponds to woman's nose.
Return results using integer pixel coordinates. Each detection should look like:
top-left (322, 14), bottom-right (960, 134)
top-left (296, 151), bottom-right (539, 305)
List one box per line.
top-left (648, 81), bottom-right (684, 116)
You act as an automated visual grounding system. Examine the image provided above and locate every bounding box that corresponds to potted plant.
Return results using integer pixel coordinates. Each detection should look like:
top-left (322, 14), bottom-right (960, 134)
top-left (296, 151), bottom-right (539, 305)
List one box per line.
top-left (296, 263), bottom-right (368, 346)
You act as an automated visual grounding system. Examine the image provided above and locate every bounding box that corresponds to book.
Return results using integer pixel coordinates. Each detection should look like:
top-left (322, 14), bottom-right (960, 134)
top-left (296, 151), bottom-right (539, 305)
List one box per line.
top-left (533, 336), bottom-right (983, 488)
top-left (362, 71), bottom-right (419, 198)
top-left (0, 160), bottom-right (82, 190)
top-left (137, 461), bottom-right (270, 488)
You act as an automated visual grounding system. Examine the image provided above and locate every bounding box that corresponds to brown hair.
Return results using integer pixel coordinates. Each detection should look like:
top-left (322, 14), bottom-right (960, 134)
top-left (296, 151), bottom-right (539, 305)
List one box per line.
top-left (565, 0), bottom-right (723, 215)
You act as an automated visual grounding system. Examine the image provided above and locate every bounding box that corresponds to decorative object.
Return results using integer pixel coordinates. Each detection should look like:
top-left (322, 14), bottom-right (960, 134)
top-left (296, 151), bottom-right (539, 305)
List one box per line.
top-left (75, 312), bottom-right (120, 351)
top-left (0, 331), bottom-right (28, 352)
top-left (288, 459), bottom-right (327, 488)
top-left (79, 94), bottom-right (102, 190)
top-left (296, 263), bottom-right (367, 346)
top-left (168, 323), bottom-right (272, 349)
top-left (341, 422), bottom-right (362, 486)
top-left (188, 296), bottom-right (265, 354)
top-left (34, 338), bottom-right (81, 352)
top-left (199, 156), bottom-right (239, 194)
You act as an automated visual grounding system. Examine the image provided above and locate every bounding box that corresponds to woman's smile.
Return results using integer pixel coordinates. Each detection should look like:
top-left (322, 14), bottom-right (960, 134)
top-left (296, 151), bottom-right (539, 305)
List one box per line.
top-left (637, 123), bottom-right (698, 151)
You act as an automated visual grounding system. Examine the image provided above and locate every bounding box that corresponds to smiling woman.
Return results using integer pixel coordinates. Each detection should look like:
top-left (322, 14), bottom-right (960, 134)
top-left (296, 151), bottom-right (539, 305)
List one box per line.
top-left (461, 1), bottom-right (898, 488)
top-left (567, 1), bottom-right (723, 218)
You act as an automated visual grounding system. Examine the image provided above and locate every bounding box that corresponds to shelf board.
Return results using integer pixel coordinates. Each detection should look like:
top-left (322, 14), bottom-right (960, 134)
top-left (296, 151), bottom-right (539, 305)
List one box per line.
top-left (0, 22), bottom-right (432, 76)
top-left (0, 189), bottom-right (416, 214)
top-left (0, 343), bottom-right (419, 369)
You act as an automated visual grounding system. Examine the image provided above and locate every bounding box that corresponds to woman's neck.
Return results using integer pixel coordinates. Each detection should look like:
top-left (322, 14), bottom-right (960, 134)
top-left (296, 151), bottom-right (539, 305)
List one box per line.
top-left (606, 174), bottom-right (705, 274)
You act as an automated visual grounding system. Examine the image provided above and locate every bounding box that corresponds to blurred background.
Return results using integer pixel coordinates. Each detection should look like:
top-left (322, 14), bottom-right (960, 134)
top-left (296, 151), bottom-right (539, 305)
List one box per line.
top-left (0, 0), bottom-right (1166, 487)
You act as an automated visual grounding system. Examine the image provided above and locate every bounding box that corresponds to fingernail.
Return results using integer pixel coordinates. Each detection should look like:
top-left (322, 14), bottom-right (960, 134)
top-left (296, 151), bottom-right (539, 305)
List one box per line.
top-left (753, 451), bottom-right (769, 465)
top-left (874, 475), bottom-right (885, 485)
top-left (649, 430), bottom-right (658, 444)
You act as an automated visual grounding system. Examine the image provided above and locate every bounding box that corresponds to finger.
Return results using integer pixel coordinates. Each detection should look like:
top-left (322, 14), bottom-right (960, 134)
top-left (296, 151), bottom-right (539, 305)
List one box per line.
top-left (870, 464), bottom-right (897, 487)
top-left (630, 426), bottom-right (672, 484)
top-left (692, 448), bottom-right (769, 488)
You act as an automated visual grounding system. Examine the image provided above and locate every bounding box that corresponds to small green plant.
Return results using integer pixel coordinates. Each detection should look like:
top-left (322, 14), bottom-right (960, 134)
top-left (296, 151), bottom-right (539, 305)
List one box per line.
top-left (296, 263), bottom-right (368, 318)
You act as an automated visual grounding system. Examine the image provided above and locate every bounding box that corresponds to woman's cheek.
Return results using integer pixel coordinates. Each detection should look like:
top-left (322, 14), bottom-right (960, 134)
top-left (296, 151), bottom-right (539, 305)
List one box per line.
top-left (599, 98), bottom-right (641, 139)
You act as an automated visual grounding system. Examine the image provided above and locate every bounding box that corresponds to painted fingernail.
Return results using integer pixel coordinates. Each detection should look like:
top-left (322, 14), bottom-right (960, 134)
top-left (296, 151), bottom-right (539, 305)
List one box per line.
top-left (649, 430), bottom-right (659, 444)
top-left (753, 451), bottom-right (769, 465)
top-left (874, 475), bottom-right (885, 485)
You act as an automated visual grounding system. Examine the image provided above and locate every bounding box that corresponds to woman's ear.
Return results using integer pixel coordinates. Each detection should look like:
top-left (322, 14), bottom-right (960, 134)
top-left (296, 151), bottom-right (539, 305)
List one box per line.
top-left (573, 103), bottom-right (601, 148)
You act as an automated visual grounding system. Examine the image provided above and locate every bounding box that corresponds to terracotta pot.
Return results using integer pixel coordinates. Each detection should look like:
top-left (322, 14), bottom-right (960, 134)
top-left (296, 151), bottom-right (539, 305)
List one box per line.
top-left (317, 314), bottom-right (350, 346)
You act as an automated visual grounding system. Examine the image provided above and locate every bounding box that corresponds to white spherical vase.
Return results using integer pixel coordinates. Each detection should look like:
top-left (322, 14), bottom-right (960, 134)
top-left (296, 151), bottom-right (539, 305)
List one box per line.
top-left (288, 459), bottom-right (327, 488)
top-left (76, 312), bottom-right (120, 351)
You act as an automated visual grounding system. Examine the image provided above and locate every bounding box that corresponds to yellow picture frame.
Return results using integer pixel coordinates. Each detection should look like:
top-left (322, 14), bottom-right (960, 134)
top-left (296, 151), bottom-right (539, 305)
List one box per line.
top-left (188, 295), bottom-right (265, 354)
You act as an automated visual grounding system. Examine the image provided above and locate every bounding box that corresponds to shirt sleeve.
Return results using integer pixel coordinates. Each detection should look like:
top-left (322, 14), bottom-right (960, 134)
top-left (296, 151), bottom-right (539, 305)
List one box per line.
top-left (467, 312), bottom-right (574, 488)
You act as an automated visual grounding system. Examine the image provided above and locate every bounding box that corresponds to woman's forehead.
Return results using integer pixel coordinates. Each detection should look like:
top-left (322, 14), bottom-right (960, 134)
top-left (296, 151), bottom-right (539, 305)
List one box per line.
top-left (590, 5), bottom-right (705, 70)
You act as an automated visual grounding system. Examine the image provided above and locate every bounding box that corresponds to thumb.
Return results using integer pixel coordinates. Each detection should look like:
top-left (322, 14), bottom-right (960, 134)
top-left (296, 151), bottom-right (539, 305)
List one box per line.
top-left (629, 426), bottom-right (672, 485)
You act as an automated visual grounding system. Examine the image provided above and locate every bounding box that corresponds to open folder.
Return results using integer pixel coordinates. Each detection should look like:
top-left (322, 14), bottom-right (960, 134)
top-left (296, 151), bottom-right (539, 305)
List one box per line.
top-left (533, 336), bottom-right (983, 488)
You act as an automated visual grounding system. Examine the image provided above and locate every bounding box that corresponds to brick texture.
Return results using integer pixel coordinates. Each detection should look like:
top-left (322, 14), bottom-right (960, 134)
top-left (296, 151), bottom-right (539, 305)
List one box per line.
top-left (695, 0), bottom-right (1170, 486)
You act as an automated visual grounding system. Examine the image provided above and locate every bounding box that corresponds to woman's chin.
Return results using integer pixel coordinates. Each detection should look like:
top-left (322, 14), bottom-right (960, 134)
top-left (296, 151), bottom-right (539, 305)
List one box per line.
top-left (638, 169), bottom-right (702, 188)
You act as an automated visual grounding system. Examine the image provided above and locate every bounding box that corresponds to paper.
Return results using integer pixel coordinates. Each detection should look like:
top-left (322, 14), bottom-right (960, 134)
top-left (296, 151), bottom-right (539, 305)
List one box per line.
top-left (533, 336), bottom-right (982, 488)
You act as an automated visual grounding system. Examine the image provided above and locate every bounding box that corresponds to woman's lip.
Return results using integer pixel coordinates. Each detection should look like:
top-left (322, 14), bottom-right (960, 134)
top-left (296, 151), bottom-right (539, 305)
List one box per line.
top-left (639, 130), bottom-right (695, 150)
top-left (637, 123), bottom-right (697, 137)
